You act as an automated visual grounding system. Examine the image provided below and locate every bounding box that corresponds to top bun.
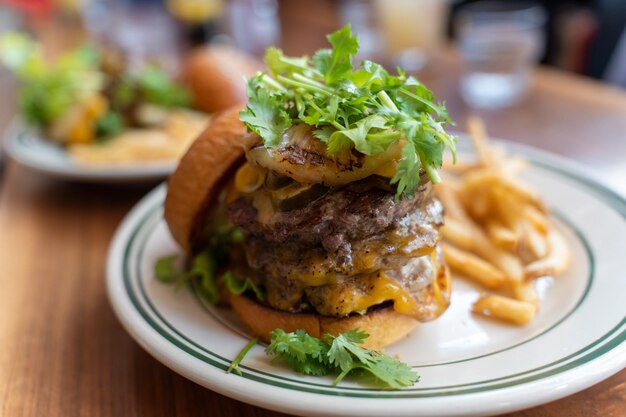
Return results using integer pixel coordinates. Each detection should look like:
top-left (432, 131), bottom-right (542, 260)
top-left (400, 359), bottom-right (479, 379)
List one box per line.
top-left (181, 45), bottom-right (263, 114)
top-left (164, 106), bottom-right (247, 252)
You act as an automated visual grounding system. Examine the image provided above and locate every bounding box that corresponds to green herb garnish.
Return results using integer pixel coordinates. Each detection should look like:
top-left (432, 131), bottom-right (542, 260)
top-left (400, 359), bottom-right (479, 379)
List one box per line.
top-left (240, 25), bottom-right (457, 198)
top-left (222, 271), bottom-right (266, 302)
top-left (239, 328), bottom-right (419, 389)
top-left (227, 338), bottom-right (259, 376)
top-left (154, 227), bottom-right (264, 305)
top-left (154, 254), bottom-right (179, 283)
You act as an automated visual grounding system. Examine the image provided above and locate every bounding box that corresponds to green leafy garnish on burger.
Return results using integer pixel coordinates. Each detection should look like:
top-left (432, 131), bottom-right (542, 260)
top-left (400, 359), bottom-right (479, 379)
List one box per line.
top-left (154, 226), bottom-right (265, 306)
top-left (240, 25), bottom-right (457, 199)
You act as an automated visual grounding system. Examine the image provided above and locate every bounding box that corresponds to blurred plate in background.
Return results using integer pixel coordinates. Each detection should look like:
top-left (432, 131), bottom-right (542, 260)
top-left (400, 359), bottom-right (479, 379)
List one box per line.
top-left (4, 119), bottom-right (176, 183)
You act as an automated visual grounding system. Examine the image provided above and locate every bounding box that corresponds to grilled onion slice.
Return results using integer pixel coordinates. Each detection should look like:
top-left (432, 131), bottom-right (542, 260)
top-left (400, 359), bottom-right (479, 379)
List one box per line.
top-left (244, 124), bottom-right (402, 186)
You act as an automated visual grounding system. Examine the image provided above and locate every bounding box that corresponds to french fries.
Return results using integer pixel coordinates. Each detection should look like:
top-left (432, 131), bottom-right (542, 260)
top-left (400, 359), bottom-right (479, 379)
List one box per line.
top-left (472, 294), bottom-right (537, 326)
top-left (441, 218), bottom-right (474, 250)
top-left (511, 281), bottom-right (540, 308)
top-left (442, 244), bottom-right (506, 289)
top-left (438, 117), bottom-right (571, 326)
top-left (485, 220), bottom-right (519, 252)
top-left (525, 228), bottom-right (571, 280)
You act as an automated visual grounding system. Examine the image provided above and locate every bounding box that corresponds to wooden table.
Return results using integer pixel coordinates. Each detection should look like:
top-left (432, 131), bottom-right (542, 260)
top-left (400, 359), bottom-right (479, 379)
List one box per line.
top-left (1, 6), bottom-right (625, 417)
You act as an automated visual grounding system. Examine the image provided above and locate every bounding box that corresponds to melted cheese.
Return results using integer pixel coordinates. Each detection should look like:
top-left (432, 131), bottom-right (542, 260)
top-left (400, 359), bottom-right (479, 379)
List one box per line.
top-left (348, 251), bottom-right (442, 318)
top-left (269, 182), bottom-right (314, 200)
top-left (235, 162), bottom-right (266, 193)
top-left (313, 271), bottom-right (424, 318)
top-left (355, 273), bottom-right (420, 316)
top-left (252, 192), bottom-right (276, 225)
top-left (374, 162), bottom-right (397, 178)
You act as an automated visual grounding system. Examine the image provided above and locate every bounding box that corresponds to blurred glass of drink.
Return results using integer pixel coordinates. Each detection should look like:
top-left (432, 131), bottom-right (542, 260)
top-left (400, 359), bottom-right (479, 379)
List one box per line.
top-left (373, 0), bottom-right (449, 72)
top-left (83, 0), bottom-right (183, 73)
top-left (166, 0), bottom-right (224, 24)
top-left (456, 1), bottom-right (546, 109)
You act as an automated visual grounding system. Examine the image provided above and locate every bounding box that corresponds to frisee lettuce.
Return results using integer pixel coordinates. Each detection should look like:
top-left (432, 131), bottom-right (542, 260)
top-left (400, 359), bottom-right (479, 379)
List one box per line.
top-left (240, 25), bottom-right (457, 199)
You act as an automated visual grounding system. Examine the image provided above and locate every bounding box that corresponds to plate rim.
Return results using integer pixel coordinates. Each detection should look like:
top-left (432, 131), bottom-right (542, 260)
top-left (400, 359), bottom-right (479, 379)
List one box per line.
top-left (106, 141), bottom-right (626, 416)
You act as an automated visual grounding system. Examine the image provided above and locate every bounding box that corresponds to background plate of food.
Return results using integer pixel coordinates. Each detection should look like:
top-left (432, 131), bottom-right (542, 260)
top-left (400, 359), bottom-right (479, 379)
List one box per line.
top-left (0, 33), bottom-right (261, 182)
top-left (4, 112), bottom-right (206, 182)
top-left (5, 115), bottom-right (207, 182)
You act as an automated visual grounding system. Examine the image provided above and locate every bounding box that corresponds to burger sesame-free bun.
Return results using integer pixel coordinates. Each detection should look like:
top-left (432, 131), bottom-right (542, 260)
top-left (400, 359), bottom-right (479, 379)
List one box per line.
top-left (181, 45), bottom-right (263, 114)
top-left (228, 292), bottom-right (419, 350)
top-left (164, 106), bottom-right (247, 252)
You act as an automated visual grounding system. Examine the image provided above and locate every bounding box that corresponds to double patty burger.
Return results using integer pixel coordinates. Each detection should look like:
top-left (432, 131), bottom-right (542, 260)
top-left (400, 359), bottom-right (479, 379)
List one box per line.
top-left (164, 27), bottom-right (456, 349)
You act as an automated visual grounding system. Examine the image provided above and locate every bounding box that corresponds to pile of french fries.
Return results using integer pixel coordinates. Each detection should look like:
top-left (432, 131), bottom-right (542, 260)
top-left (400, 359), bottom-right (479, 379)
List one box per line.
top-left (438, 117), bottom-right (571, 325)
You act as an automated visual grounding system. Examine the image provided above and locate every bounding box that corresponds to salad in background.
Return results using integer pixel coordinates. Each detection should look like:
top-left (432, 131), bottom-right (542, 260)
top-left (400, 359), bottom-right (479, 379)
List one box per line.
top-left (0, 32), bottom-right (209, 164)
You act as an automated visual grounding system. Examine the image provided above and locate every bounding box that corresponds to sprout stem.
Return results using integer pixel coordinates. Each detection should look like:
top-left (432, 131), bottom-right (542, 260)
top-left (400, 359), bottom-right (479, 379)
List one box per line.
top-left (277, 75), bottom-right (331, 96)
top-left (259, 73), bottom-right (286, 91)
top-left (377, 91), bottom-right (399, 112)
top-left (292, 73), bottom-right (333, 93)
top-left (227, 338), bottom-right (259, 376)
top-left (367, 131), bottom-right (401, 142)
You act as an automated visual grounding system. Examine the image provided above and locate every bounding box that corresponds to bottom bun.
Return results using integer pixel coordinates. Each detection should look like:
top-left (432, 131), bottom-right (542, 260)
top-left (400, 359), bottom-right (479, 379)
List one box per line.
top-left (228, 293), bottom-right (419, 350)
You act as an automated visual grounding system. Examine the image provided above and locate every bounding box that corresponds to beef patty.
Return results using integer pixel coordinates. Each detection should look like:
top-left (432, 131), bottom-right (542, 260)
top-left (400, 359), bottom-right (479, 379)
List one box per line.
top-left (226, 171), bottom-right (445, 317)
top-left (244, 198), bottom-right (443, 281)
top-left (228, 174), bottom-right (432, 254)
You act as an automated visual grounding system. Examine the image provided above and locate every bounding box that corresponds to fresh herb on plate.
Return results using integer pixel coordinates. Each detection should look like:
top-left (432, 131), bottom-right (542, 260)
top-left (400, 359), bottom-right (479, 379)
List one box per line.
top-left (228, 328), bottom-right (419, 389)
top-left (226, 338), bottom-right (259, 376)
top-left (240, 25), bottom-right (457, 198)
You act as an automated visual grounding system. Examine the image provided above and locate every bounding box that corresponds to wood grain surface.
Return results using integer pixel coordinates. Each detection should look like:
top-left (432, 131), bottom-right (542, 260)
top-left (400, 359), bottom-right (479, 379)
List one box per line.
top-left (1, 2), bottom-right (625, 416)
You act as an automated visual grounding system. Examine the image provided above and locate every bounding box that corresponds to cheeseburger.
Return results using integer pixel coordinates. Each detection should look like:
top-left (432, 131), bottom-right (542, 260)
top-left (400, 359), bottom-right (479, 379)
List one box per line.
top-left (164, 27), bottom-right (457, 349)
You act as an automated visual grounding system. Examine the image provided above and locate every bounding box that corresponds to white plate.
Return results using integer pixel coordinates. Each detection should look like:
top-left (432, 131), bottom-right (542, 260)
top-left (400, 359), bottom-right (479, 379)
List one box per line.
top-left (4, 120), bottom-right (175, 182)
top-left (107, 142), bottom-right (626, 417)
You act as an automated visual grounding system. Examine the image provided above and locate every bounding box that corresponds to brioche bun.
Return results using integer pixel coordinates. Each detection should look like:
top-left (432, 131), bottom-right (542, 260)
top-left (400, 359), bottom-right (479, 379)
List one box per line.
top-left (228, 292), bottom-right (420, 350)
top-left (181, 45), bottom-right (263, 114)
top-left (164, 106), bottom-right (247, 252)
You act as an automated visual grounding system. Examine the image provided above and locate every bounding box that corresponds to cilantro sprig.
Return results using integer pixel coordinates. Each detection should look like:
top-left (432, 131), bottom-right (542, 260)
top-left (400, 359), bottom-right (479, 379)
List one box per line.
top-left (259, 329), bottom-right (418, 389)
top-left (240, 25), bottom-right (457, 198)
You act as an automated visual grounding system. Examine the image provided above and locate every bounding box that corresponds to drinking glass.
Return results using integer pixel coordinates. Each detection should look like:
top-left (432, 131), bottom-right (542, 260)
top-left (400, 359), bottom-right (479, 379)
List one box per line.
top-left (373, 0), bottom-right (449, 72)
top-left (83, 0), bottom-right (185, 74)
top-left (456, 1), bottom-right (546, 109)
